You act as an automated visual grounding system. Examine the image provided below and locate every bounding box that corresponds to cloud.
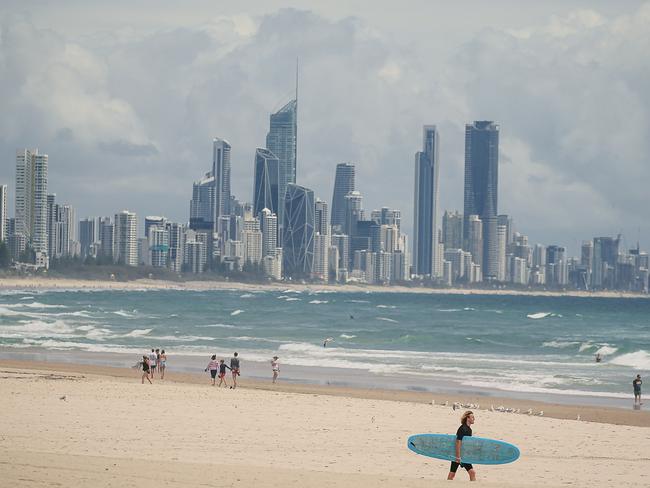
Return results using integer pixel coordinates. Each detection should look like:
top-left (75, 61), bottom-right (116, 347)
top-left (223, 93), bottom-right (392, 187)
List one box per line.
top-left (0, 4), bottom-right (649, 253)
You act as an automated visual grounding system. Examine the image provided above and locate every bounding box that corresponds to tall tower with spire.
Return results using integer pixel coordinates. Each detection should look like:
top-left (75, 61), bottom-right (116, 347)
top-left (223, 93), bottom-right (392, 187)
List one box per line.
top-left (266, 60), bottom-right (298, 241)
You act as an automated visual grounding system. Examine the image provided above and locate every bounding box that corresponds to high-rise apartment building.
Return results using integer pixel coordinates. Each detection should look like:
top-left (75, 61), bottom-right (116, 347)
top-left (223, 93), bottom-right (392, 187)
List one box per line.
top-left (330, 163), bottom-right (355, 232)
top-left (315, 199), bottom-right (329, 236)
top-left (442, 210), bottom-right (463, 250)
top-left (592, 236), bottom-right (620, 289)
top-left (413, 125), bottom-right (440, 277)
top-left (190, 172), bottom-right (214, 231)
top-left (282, 184), bottom-right (314, 279)
top-left (467, 214), bottom-right (483, 268)
top-left (267, 99), bottom-right (297, 238)
top-left (113, 210), bottom-right (138, 266)
top-left (98, 217), bottom-right (113, 259)
top-left (260, 208), bottom-right (278, 258)
top-left (212, 138), bottom-right (231, 229)
top-left (463, 121), bottom-right (499, 279)
top-left (15, 149), bottom-right (48, 264)
top-left (312, 233), bottom-right (329, 282)
top-left (344, 191), bottom-right (363, 237)
top-left (79, 218), bottom-right (96, 258)
top-left (145, 216), bottom-right (166, 238)
top-left (0, 184), bottom-right (7, 242)
top-left (253, 148), bottom-right (280, 217)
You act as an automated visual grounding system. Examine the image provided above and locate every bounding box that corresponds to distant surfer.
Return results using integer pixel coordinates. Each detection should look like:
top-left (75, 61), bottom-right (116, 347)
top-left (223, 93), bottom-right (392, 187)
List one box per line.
top-left (595, 353), bottom-right (602, 363)
top-left (633, 374), bottom-right (642, 405)
top-left (447, 410), bottom-right (476, 482)
top-left (350, 314), bottom-right (354, 319)
top-left (323, 337), bottom-right (334, 347)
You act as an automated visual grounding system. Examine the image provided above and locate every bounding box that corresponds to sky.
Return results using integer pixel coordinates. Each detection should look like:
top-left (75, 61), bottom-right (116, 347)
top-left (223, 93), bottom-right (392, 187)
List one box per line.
top-left (1, 0), bottom-right (649, 255)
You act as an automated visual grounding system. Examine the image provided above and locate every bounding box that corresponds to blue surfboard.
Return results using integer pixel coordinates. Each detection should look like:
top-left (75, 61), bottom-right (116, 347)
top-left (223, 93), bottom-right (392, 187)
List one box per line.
top-left (408, 433), bottom-right (520, 465)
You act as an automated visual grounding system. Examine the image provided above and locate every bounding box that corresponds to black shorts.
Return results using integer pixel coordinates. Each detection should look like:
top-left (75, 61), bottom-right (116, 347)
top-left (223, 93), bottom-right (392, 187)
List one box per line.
top-left (210, 370), bottom-right (218, 379)
top-left (450, 461), bottom-right (473, 473)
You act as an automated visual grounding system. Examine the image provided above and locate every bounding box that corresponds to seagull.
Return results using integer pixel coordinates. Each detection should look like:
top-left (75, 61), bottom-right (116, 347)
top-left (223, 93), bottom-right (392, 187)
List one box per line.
top-left (576, 415), bottom-right (581, 421)
top-left (59, 395), bottom-right (67, 401)
top-left (538, 411), bottom-right (544, 416)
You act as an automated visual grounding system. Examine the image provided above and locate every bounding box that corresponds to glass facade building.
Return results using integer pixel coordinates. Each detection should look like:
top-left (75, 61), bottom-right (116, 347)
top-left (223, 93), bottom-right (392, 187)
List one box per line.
top-left (330, 162), bottom-right (355, 233)
top-left (282, 183), bottom-right (314, 279)
top-left (253, 148), bottom-right (280, 217)
top-left (463, 121), bottom-right (499, 279)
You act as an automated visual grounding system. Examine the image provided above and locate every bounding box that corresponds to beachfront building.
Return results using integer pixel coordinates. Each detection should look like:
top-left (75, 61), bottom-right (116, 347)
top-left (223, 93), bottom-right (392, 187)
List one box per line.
top-left (79, 218), bottom-right (97, 258)
top-left (212, 138), bottom-right (232, 230)
top-left (263, 248), bottom-right (283, 280)
top-left (144, 216), bottom-right (166, 238)
top-left (497, 224), bottom-right (507, 282)
top-left (344, 191), bottom-right (363, 237)
top-left (185, 232), bottom-right (207, 274)
top-left (330, 162), bottom-right (355, 233)
top-left (413, 125), bottom-right (441, 278)
top-left (190, 172), bottom-right (215, 232)
top-left (331, 234), bottom-right (350, 278)
top-left (242, 218), bottom-right (263, 265)
top-left (282, 184), bottom-right (314, 279)
top-left (466, 214), bottom-right (483, 269)
top-left (267, 98), bottom-right (297, 240)
top-left (15, 149), bottom-right (48, 266)
top-left (260, 208), bottom-right (278, 258)
top-left (442, 210), bottom-right (462, 250)
top-left (312, 233), bottom-right (329, 282)
top-left (463, 121), bottom-right (499, 280)
top-left (46, 195), bottom-right (78, 259)
top-left (253, 148), bottom-right (280, 218)
top-left (148, 226), bottom-right (169, 268)
top-left (0, 184), bottom-right (7, 243)
top-left (592, 236), bottom-right (620, 289)
top-left (113, 210), bottom-right (138, 266)
top-left (315, 199), bottom-right (329, 236)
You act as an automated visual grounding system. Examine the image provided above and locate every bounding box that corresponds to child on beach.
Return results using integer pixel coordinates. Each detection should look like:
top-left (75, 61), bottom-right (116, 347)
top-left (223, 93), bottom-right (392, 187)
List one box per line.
top-left (447, 410), bottom-right (476, 481)
top-left (205, 355), bottom-right (219, 386)
top-left (218, 359), bottom-right (231, 388)
top-left (159, 350), bottom-right (167, 380)
top-left (141, 355), bottom-right (152, 384)
top-left (271, 356), bottom-right (280, 383)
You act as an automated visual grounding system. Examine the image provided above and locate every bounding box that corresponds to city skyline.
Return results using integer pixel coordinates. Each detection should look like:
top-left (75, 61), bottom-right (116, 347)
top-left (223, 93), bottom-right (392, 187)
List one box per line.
top-left (1, 3), bottom-right (649, 254)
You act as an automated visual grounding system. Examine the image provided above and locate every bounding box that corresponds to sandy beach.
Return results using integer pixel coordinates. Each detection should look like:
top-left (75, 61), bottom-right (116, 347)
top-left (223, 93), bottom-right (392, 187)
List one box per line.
top-left (2, 360), bottom-right (649, 487)
top-left (1, 276), bottom-right (649, 300)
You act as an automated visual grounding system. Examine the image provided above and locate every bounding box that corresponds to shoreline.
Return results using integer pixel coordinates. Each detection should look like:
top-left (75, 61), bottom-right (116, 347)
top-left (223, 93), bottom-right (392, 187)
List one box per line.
top-left (2, 358), bottom-right (648, 427)
top-left (1, 276), bottom-right (649, 299)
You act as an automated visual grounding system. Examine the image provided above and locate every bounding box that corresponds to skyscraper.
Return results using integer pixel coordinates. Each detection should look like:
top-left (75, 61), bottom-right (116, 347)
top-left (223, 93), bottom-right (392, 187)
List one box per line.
top-left (315, 199), bottom-right (329, 236)
top-left (79, 218), bottom-right (96, 258)
top-left (463, 121), bottom-right (499, 279)
top-left (592, 236), bottom-right (620, 289)
top-left (212, 138), bottom-right (231, 229)
top-left (344, 191), bottom-right (363, 237)
top-left (282, 184), bottom-right (314, 279)
top-left (98, 217), bottom-right (114, 259)
top-left (15, 149), bottom-right (48, 263)
top-left (267, 98), bottom-right (297, 237)
top-left (190, 172), bottom-right (215, 231)
top-left (253, 148), bottom-right (280, 217)
top-left (413, 125), bottom-right (440, 277)
top-left (0, 184), bottom-right (7, 243)
top-left (330, 163), bottom-right (355, 232)
top-left (113, 210), bottom-right (138, 266)
top-left (260, 208), bottom-right (278, 257)
top-left (442, 210), bottom-right (463, 250)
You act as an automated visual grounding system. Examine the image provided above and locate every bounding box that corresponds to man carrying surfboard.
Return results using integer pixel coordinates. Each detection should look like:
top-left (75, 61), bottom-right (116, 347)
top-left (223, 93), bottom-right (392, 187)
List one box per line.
top-left (447, 410), bottom-right (476, 481)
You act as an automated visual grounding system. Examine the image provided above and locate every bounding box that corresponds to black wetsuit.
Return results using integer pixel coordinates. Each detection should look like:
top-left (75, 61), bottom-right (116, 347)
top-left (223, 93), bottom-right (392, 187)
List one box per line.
top-left (450, 424), bottom-right (473, 472)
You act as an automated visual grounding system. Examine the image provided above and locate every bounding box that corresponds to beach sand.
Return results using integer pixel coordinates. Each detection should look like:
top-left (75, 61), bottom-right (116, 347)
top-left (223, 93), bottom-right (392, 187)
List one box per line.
top-left (2, 361), bottom-right (649, 487)
top-left (1, 276), bottom-right (648, 299)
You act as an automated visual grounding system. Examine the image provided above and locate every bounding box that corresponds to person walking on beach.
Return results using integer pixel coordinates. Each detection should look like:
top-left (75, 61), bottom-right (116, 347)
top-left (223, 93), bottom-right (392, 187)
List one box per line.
top-left (141, 355), bottom-right (152, 384)
top-left (159, 349), bottom-right (167, 380)
top-left (218, 359), bottom-right (231, 388)
top-left (205, 355), bottom-right (219, 386)
top-left (271, 356), bottom-right (280, 383)
top-left (447, 410), bottom-right (476, 482)
top-left (633, 374), bottom-right (642, 405)
top-left (230, 352), bottom-right (240, 389)
top-left (149, 349), bottom-right (157, 379)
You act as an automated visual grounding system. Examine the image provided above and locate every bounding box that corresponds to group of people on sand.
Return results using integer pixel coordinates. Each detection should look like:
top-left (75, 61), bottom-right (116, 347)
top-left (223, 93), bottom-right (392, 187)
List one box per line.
top-left (140, 348), bottom-right (166, 384)
top-left (205, 352), bottom-right (241, 388)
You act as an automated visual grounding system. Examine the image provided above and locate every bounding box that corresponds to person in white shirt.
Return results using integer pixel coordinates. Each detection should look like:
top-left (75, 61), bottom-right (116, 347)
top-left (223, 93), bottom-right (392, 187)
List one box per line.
top-left (148, 349), bottom-right (157, 379)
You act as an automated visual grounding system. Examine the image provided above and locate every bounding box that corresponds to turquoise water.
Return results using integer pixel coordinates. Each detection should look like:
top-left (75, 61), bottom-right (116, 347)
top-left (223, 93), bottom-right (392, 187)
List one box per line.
top-left (1, 288), bottom-right (649, 399)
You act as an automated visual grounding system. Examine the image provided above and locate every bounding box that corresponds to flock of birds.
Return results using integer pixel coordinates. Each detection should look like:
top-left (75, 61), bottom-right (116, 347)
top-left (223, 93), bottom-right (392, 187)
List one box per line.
top-left (432, 399), bottom-right (549, 417)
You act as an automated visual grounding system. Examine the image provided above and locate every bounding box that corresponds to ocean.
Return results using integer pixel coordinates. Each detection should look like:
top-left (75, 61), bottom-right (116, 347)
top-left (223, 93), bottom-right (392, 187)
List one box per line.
top-left (1, 287), bottom-right (649, 405)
